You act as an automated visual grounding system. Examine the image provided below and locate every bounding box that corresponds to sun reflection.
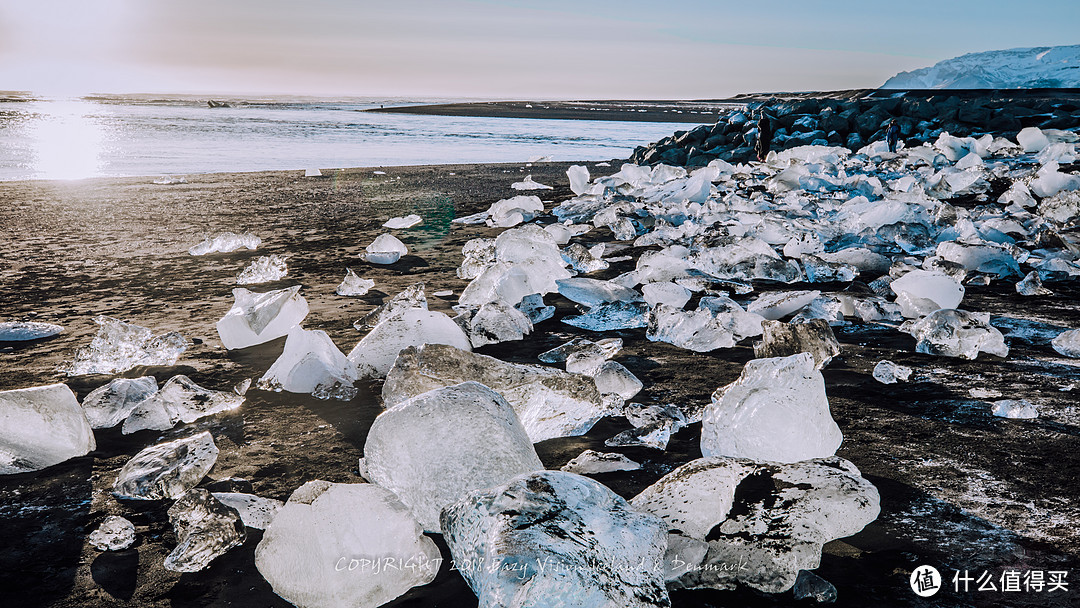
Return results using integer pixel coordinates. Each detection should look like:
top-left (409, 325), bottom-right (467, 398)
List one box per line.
top-left (30, 99), bottom-right (106, 180)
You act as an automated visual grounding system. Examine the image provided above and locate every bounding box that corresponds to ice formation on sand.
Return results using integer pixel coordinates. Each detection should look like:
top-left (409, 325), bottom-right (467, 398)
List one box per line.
top-left (383, 344), bottom-right (612, 443)
top-left (991, 399), bottom-right (1038, 419)
top-left (122, 375), bottom-right (244, 434)
top-left (701, 353), bottom-right (842, 463)
top-left (487, 195), bottom-right (544, 227)
top-left (362, 233), bottom-right (408, 264)
top-left (890, 270), bottom-right (965, 318)
top-left (89, 516), bottom-right (136, 551)
top-left (441, 470), bottom-right (670, 608)
top-left (212, 492), bottom-right (283, 530)
top-left (647, 298), bottom-right (764, 352)
top-left (164, 489), bottom-right (246, 573)
top-left (235, 254), bottom-right (288, 285)
top-left (113, 431), bottom-right (218, 500)
top-left (258, 328), bottom-right (359, 400)
top-left (347, 309), bottom-right (471, 378)
top-left (560, 449), bottom-right (641, 474)
top-left (753, 319), bottom-right (841, 369)
top-left (383, 214), bottom-right (422, 229)
top-left (901, 309), bottom-right (1009, 360)
top-left (81, 376), bottom-right (159, 429)
top-left (65, 316), bottom-right (190, 376)
top-left (0, 321), bottom-right (64, 341)
top-left (631, 456), bottom-right (879, 594)
top-left (354, 282), bottom-right (428, 331)
top-left (1051, 329), bottom-right (1080, 357)
top-left (510, 174), bottom-right (552, 190)
top-left (216, 286), bottom-right (309, 350)
top-left (362, 382), bottom-right (543, 531)
top-left (255, 481), bottom-right (440, 608)
top-left (335, 269), bottom-right (374, 297)
top-left (454, 300), bottom-right (534, 347)
top-left (188, 232), bottom-right (261, 256)
top-left (0, 383), bottom-right (95, 474)
top-left (747, 291), bottom-right (821, 321)
top-left (872, 360), bottom-right (913, 384)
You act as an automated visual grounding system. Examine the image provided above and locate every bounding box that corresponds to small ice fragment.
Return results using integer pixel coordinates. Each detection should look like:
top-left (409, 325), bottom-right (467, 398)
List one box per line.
top-left (188, 232), bottom-right (261, 256)
top-left (122, 375), bottom-right (245, 434)
top-left (81, 376), bottom-right (159, 429)
top-left (335, 268), bottom-right (375, 297)
top-left (890, 270), bottom-right (965, 318)
top-left (991, 399), bottom-right (1038, 419)
top-left (560, 450), bottom-right (641, 474)
top-left (605, 421), bottom-right (676, 450)
top-left (113, 431), bottom-right (219, 500)
top-left (89, 516), bottom-right (136, 551)
top-left (434, 290), bottom-right (454, 297)
top-left (383, 214), bottom-right (422, 229)
top-left (515, 293), bottom-right (554, 324)
top-left (305, 168), bottom-right (322, 177)
top-left (747, 291), bottom-right (821, 321)
top-left (164, 489), bottom-right (246, 572)
top-left (362, 233), bottom-right (408, 265)
top-left (537, 337), bottom-right (622, 364)
top-left (153, 175), bottom-right (186, 185)
top-left (354, 283), bottom-right (428, 331)
top-left (259, 328), bottom-right (360, 400)
top-left (211, 492), bottom-right (284, 530)
top-left (901, 309), bottom-right (1009, 360)
top-left (969, 388), bottom-right (1001, 399)
top-left (872, 360), bottom-right (912, 384)
top-left (1015, 271), bottom-right (1052, 296)
top-left (65, 316), bottom-right (190, 376)
top-left (511, 175), bottom-right (553, 190)
top-left (234, 378), bottom-right (251, 396)
top-left (0, 321), bottom-right (64, 341)
top-left (1051, 329), bottom-right (1080, 358)
top-left (236, 255), bottom-right (288, 285)
top-left (373, 170), bottom-right (387, 175)
top-left (562, 301), bottom-right (650, 331)
top-left (793, 570), bottom-right (838, 603)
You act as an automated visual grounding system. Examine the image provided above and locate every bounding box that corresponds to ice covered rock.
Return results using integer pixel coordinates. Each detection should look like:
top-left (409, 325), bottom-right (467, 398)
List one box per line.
top-left (632, 456), bottom-right (879, 594)
top-left (792, 570), bottom-right (838, 603)
top-left (188, 232), bottom-right (261, 256)
top-left (383, 214), bottom-right (422, 229)
top-left (89, 516), bottom-right (136, 551)
top-left (236, 254), bottom-right (288, 285)
top-left (563, 300), bottom-right (650, 331)
top-left (1017, 127), bottom-right (1051, 153)
top-left (113, 431), bottom-right (218, 500)
top-left (567, 164), bottom-right (590, 195)
top-left (81, 376), bottom-right (159, 429)
top-left (562, 242), bottom-right (609, 273)
top-left (701, 353), bottom-right (842, 463)
top-left (890, 270), bottom-right (965, 318)
top-left (212, 492), bottom-right (284, 530)
top-left (122, 375), bottom-right (244, 434)
top-left (1016, 271), bottom-right (1052, 296)
top-left (515, 293), bottom-right (555, 324)
top-left (441, 470), bottom-right (670, 608)
top-left (216, 285), bottom-right (309, 350)
top-left (561, 450), bottom-right (641, 474)
top-left (362, 233), bottom-right (408, 264)
top-left (353, 282), bottom-right (428, 331)
top-left (258, 328), bottom-right (359, 400)
top-left (510, 174), bottom-right (552, 190)
top-left (164, 489), bottom-right (246, 573)
top-left (65, 316), bottom-right (190, 376)
top-left (991, 399), bottom-right (1038, 419)
top-left (0, 321), bottom-right (64, 341)
top-left (456, 301), bottom-right (533, 347)
top-left (901, 309), bottom-right (1009, 360)
top-left (255, 481), bottom-right (440, 608)
top-left (642, 282), bottom-right (692, 309)
top-left (488, 195), bottom-right (544, 227)
top-left (753, 320), bottom-right (840, 369)
top-left (348, 309), bottom-right (471, 377)
top-left (458, 238), bottom-right (497, 280)
top-left (363, 382), bottom-right (543, 531)
top-left (335, 268), bottom-right (374, 296)
top-left (0, 383), bottom-right (95, 474)
top-left (872, 360), bottom-right (913, 384)
top-left (747, 290), bottom-right (820, 321)
top-left (383, 343), bottom-right (611, 443)
top-left (1051, 329), bottom-right (1080, 357)
top-left (556, 277), bottom-right (643, 307)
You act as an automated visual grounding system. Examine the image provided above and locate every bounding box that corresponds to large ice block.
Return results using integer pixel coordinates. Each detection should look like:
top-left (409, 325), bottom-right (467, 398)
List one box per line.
top-left (113, 431), bottom-right (218, 500)
top-left (259, 328), bottom-right (359, 400)
top-left (216, 286), bottom-right (309, 350)
top-left (901, 309), bottom-right (1009, 360)
top-left (0, 383), bottom-right (95, 474)
top-left (890, 270), bottom-right (965, 318)
top-left (348, 309), bottom-right (471, 378)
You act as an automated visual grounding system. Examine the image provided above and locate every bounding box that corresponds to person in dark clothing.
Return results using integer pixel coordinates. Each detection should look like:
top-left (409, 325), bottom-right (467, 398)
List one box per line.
top-left (886, 119), bottom-right (901, 152)
top-left (755, 114), bottom-right (773, 162)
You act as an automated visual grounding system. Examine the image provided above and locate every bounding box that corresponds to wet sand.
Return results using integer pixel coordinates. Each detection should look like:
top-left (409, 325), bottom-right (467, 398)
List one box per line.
top-left (366, 100), bottom-right (735, 123)
top-left (1, 161), bottom-right (1078, 608)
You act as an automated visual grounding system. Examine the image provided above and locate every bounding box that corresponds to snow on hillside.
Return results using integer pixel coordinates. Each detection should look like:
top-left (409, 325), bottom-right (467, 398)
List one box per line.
top-left (883, 45), bottom-right (1080, 89)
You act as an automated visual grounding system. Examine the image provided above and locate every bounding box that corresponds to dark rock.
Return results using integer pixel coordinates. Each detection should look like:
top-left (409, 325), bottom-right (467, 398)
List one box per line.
top-left (846, 132), bottom-right (864, 150)
top-left (957, 103), bottom-right (991, 125)
top-left (659, 147), bottom-right (687, 165)
top-left (987, 110), bottom-right (1022, 133)
top-left (791, 116), bottom-right (819, 133)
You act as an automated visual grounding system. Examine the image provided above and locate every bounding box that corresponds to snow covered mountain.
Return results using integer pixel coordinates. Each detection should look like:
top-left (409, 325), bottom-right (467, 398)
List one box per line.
top-left (882, 45), bottom-right (1080, 89)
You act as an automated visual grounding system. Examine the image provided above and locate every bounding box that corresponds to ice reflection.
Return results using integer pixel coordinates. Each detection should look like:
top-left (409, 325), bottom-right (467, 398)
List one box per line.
top-left (29, 99), bottom-right (105, 180)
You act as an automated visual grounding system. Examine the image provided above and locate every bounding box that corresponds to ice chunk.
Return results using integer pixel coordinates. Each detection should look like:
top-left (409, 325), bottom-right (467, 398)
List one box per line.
top-left (514, 293), bottom-right (554, 324)
top-left (212, 492), bottom-right (284, 530)
top-left (65, 316), bottom-right (190, 376)
top-left (537, 337), bottom-right (622, 364)
top-left (746, 290), bottom-right (820, 321)
top-left (216, 286), bottom-right (309, 349)
top-left (456, 301), bottom-right (533, 347)
top-left (592, 361), bottom-right (643, 400)
top-left (561, 450), bottom-right (641, 474)
top-left (934, 241), bottom-right (1021, 278)
top-left (305, 168), bottom-right (322, 177)
top-left (991, 399), bottom-right (1038, 419)
top-left (81, 376), bottom-right (159, 429)
top-left (1016, 271), bottom-right (1052, 296)
top-left (122, 375), bottom-right (244, 434)
top-left (1017, 127), bottom-right (1051, 153)
top-left (354, 282), bottom-right (428, 331)
top-left (801, 255), bottom-right (857, 283)
top-left (434, 289), bottom-right (453, 297)
top-left (188, 232), bottom-right (261, 256)
top-left (1038, 190), bottom-right (1080, 224)
top-left (255, 481), bottom-right (440, 608)
top-left (556, 277), bottom-right (643, 307)
top-left (605, 421), bottom-right (677, 450)
top-left (113, 431), bottom-right (218, 500)
top-left (567, 164), bottom-right (590, 195)
top-left (362, 233), bottom-right (408, 264)
top-left (348, 309), bottom-right (471, 377)
top-left (383, 214), bottom-right (422, 229)
top-left (335, 268), bottom-right (374, 296)
top-left (563, 300), bottom-right (650, 331)
top-left (701, 353), bottom-right (842, 463)
top-left (236, 254), bottom-right (288, 285)
top-left (753, 320), bottom-right (840, 369)
top-left (441, 470), bottom-right (669, 608)
top-left (89, 516), bottom-right (136, 551)
top-left (1030, 162), bottom-right (1080, 198)
top-left (1051, 329), bottom-right (1080, 357)
top-left (969, 388), bottom-right (1002, 399)
top-left (258, 328), bottom-right (359, 400)
top-left (691, 237), bottom-right (802, 283)
top-left (793, 570), bottom-right (837, 603)
top-left (493, 225), bottom-right (571, 291)
top-left (164, 489), bottom-right (246, 573)
top-left (562, 242), bottom-right (609, 273)
top-left (625, 401), bottom-right (695, 428)
top-left (488, 195), bottom-right (544, 227)
top-left (459, 263), bottom-right (536, 309)
top-left (153, 175), bottom-right (186, 185)
top-left (890, 270), bottom-right (965, 318)
top-left (901, 309), bottom-right (1009, 360)
top-left (642, 282), bottom-right (692, 309)
top-left (452, 210), bottom-right (490, 225)
top-left (0, 383), bottom-right (95, 474)
top-left (364, 382), bottom-right (543, 531)
top-left (872, 360), bottom-right (913, 384)
top-left (510, 174), bottom-right (552, 190)
top-left (648, 303), bottom-right (745, 352)
top-left (0, 321), bottom-right (64, 341)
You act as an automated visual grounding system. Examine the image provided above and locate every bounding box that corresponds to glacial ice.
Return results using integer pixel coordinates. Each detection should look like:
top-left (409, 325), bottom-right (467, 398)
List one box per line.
top-left (81, 376), bottom-right (159, 429)
top-left (538, 337), bottom-right (622, 364)
top-left (753, 319), bottom-right (841, 369)
top-left (561, 449), bottom-right (641, 474)
top-left (567, 164), bottom-right (590, 195)
top-left (889, 270), bottom-right (965, 318)
top-left (793, 571), bottom-right (838, 603)
top-left (441, 470), bottom-right (670, 608)
top-left (335, 268), bottom-right (374, 296)
top-left (1051, 329), bottom-right (1080, 357)
top-left (65, 316), bottom-right (190, 376)
top-left (591, 361), bottom-right (643, 400)
top-left (493, 224), bottom-right (572, 294)
top-left (212, 492), bottom-right (284, 530)
top-left (363, 382), bottom-right (544, 531)
top-left (216, 285), bottom-right (309, 350)
top-left (89, 516), bottom-right (136, 551)
top-left (0, 321), bottom-right (64, 341)
top-left (991, 399), bottom-right (1038, 419)
top-left (188, 232), bottom-right (261, 256)
top-left (563, 300), bottom-right (650, 331)
top-left (354, 282), bottom-right (428, 331)
top-left (164, 489), bottom-right (246, 573)
top-left (1016, 271), bottom-right (1052, 296)
top-left (255, 481), bottom-right (440, 608)
top-left (113, 431), bottom-right (218, 500)
top-left (872, 360), bottom-right (913, 384)
top-left (515, 293), bottom-right (555, 324)
top-left (562, 242), bottom-right (609, 273)
top-left (701, 353), bottom-right (842, 463)
top-left (642, 282), bottom-right (692, 309)
top-left (362, 233), bottom-right (408, 264)
top-left (556, 277), bottom-right (643, 307)
top-left (348, 309), bottom-right (472, 377)
top-left (746, 290), bottom-right (821, 321)
top-left (901, 309), bottom-right (1009, 360)
top-left (258, 328), bottom-right (360, 400)
top-left (383, 214), bottom-right (422, 229)
top-left (488, 195), bottom-right (544, 227)
top-left (510, 174), bottom-right (552, 190)
top-left (647, 300), bottom-right (760, 352)
top-left (236, 254), bottom-right (288, 285)
top-left (1017, 127), bottom-right (1051, 153)
top-left (305, 168), bottom-right (322, 177)
top-left (122, 375), bottom-right (244, 434)
top-left (0, 383), bottom-right (95, 474)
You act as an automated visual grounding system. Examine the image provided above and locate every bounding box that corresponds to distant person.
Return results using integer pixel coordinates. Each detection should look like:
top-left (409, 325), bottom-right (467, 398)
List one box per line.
top-left (755, 114), bottom-right (773, 162)
top-left (886, 119), bottom-right (901, 152)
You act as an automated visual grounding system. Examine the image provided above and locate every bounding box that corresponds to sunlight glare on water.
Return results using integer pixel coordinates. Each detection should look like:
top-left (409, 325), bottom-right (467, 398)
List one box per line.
top-left (30, 99), bottom-right (107, 180)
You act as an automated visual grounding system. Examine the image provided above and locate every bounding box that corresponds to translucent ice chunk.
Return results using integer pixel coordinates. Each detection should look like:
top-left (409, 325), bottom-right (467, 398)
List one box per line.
top-left (537, 337), bottom-right (622, 364)
top-left (164, 489), bottom-right (246, 573)
top-left (113, 431), bottom-right (218, 500)
top-left (217, 286), bottom-right (309, 350)
top-left (81, 376), bottom-right (159, 429)
top-left (383, 214), bottom-right (422, 229)
top-left (793, 571), bottom-right (837, 603)
top-left (65, 316), bottom-right (190, 376)
top-left (591, 361), bottom-right (643, 400)
top-left (362, 233), bottom-right (408, 264)
top-left (236, 254), bottom-right (288, 285)
top-left (510, 174), bottom-right (552, 190)
top-left (188, 232), bottom-right (261, 256)
top-left (1051, 329), bottom-right (1080, 357)
top-left (563, 300), bottom-right (650, 331)
top-left (348, 309), bottom-right (472, 378)
top-left (305, 168), bottom-right (322, 177)
top-left (488, 195), bottom-right (544, 227)
top-left (1017, 127), bottom-right (1050, 153)
top-left (335, 268), bottom-right (375, 296)
top-left (0, 383), bottom-right (96, 474)
top-left (1016, 271), bottom-right (1052, 296)
top-left (0, 321), bottom-right (64, 341)
top-left (901, 309), bottom-right (1009, 360)
top-left (493, 224), bottom-right (572, 294)
top-left (890, 270), bottom-right (965, 318)
top-left (459, 263), bottom-right (537, 309)
top-left (746, 290), bottom-right (821, 321)
top-left (872, 360), bottom-right (912, 384)
top-left (354, 282), bottom-right (427, 331)
top-left (605, 421), bottom-right (676, 450)
top-left (1038, 190), bottom-right (1080, 224)
top-left (258, 328), bottom-right (360, 400)
top-left (1030, 162), bottom-right (1080, 198)
top-left (801, 255), bottom-right (857, 283)
top-left (562, 243), bottom-right (609, 273)
top-left (515, 293), bottom-right (555, 324)
top-left (642, 282), bottom-right (692, 309)
top-left (560, 450), bottom-right (641, 474)
top-left (89, 516), bottom-right (136, 551)
top-left (456, 300), bottom-right (534, 347)
top-left (212, 492), bottom-right (284, 530)
top-left (567, 164), bottom-right (590, 195)
top-left (991, 399), bottom-right (1038, 419)
top-left (122, 375), bottom-right (244, 434)
top-left (753, 320), bottom-right (841, 369)
top-left (556, 277), bottom-right (643, 307)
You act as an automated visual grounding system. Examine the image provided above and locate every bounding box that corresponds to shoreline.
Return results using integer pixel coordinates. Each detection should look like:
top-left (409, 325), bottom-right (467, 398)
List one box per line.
top-left (365, 99), bottom-right (737, 123)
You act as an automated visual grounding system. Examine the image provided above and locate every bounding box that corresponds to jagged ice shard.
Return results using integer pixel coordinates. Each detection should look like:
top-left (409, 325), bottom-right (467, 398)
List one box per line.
top-left (901, 309), bottom-right (1009, 360)
top-left (80, 376), bottom-right (159, 429)
top-left (259, 328), bottom-right (359, 400)
top-left (113, 431), bottom-right (219, 500)
top-left (65, 316), bottom-right (190, 376)
top-left (753, 319), bottom-right (841, 369)
top-left (335, 269), bottom-right (374, 296)
top-left (348, 309), bottom-right (472, 378)
top-left (0, 383), bottom-right (96, 474)
top-left (212, 492), bottom-right (284, 530)
top-left (164, 489), bottom-right (246, 573)
top-left (188, 232), bottom-right (261, 256)
top-left (216, 286), bottom-right (309, 350)
top-left (236, 254), bottom-right (288, 285)
top-left (122, 375), bottom-right (244, 434)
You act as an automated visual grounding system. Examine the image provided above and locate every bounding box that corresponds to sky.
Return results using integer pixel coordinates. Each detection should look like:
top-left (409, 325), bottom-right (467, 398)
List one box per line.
top-left (1, 0), bottom-right (1078, 99)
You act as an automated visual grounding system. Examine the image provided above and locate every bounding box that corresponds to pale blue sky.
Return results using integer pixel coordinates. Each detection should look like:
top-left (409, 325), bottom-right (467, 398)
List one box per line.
top-left (1, 0), bottom-right (1077, 97)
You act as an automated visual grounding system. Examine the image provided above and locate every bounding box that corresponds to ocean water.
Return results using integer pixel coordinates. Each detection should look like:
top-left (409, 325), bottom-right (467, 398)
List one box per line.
top-left (0, 95), bottom-right (701, 181)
